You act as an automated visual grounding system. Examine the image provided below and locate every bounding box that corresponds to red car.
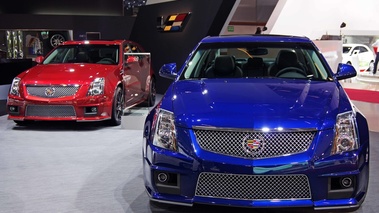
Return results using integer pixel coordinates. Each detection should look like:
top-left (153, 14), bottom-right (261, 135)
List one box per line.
top-left (7, 40), bottom-right (156, 126)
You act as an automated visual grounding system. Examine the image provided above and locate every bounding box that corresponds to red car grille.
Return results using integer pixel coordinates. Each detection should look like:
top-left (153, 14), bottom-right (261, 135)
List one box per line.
top-left (26, 105), bottom-right (76, 117)
top-left (26, 85), bottom-right (79, 98)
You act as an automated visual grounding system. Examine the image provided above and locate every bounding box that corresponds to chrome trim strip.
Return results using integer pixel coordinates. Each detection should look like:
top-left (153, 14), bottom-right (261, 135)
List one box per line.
top-left (124, 52), bottom-right (151, 56)
top-left (192, 126), bottom-right (317, 132)
top-left (25, 84), bottom-right (80, 87)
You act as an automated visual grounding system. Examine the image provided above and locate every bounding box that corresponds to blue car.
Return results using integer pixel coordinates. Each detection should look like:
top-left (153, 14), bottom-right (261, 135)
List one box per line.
top-left (142, 35), bottom-right (370, 210)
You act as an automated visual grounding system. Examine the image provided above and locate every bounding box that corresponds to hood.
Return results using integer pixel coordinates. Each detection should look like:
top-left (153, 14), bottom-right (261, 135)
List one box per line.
top-left (170, 78), bottom-right (343, 130)
top-left (19, 64), bottom-right (117, 84)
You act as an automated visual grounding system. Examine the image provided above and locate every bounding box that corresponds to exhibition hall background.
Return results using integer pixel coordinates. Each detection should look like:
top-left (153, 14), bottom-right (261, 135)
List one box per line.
top-left (2, 0), bottom-right (379, 115)
top-left (0, 0), bottom-right (237, 95)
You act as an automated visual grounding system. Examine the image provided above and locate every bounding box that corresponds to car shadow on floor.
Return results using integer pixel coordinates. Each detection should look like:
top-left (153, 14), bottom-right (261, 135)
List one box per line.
top-left (148, 201), bottom-right (359, 213)
top-left (10, 120), bottom-right (113, 131)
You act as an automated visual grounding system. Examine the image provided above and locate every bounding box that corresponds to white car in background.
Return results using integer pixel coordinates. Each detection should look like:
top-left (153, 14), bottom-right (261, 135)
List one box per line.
top-left (342, 43), bottom-right (375, 72)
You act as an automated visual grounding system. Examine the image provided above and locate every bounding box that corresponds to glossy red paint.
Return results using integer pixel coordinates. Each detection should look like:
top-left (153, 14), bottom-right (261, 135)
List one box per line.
top-left (6, 40), bottom-right (156, 126)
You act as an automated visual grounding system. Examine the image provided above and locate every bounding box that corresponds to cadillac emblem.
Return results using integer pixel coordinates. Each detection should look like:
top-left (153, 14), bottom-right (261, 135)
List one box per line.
top-left (242, 135), bottom-right (264, 156)
top-left (45, 87), bottom-right (56, 97)
top-left (247, 139), bottom-right (260, 149)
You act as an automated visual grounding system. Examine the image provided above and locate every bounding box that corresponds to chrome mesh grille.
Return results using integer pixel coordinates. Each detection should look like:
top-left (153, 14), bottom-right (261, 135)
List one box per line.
top-left (194, 129), bottom-right (315, 159)
top-left (26, 85), bottom-right (79, 98)
top-left (195, 172), bottom-right (311, 200)
top-left (26, 105), bottom-right (76, 117)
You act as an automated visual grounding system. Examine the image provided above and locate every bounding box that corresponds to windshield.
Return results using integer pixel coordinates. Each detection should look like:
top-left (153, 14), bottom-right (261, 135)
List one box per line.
top-left (180, 42), bottom-right (332, 80)
top-left (43, 44), bottom-right (119, 65)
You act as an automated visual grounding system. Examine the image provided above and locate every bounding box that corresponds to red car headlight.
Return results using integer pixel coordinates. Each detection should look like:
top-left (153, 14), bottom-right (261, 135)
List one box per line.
top-left (9, 77), bottom-right (21, 96)
top-left (87, 77), bottom-right (105, 96)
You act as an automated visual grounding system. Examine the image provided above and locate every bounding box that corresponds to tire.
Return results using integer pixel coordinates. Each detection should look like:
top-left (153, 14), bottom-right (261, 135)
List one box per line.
top-left (142, 77), bottom-right (156, 107)
top-left (50, 33), bottom-right (66, 48)
top-left (109, 87), bottom-right (124, 126)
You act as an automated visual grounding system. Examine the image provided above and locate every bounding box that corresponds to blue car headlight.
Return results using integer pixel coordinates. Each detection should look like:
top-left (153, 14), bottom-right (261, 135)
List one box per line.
top-left (331, 111), bottom-right (359, 155)
top-left (152, 108), bottom-right (177, 151)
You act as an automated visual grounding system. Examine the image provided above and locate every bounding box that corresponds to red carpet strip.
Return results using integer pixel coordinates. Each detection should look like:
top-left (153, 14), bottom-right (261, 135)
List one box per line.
top-left (344, 88), bottom-right (379, 103)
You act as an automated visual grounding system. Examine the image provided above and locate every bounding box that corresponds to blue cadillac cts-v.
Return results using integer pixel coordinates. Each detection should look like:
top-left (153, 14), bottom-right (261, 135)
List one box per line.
top-left (142, 35), bottom-right (370, 210)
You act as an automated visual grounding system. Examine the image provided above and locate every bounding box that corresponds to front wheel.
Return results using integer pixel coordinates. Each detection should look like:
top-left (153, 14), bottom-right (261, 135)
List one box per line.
top-left (109, 87), bottom-right (124, 126)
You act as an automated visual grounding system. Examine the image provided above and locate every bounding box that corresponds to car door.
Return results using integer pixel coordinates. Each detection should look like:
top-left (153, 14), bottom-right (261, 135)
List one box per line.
top-left (358, 46), bottom-right (373, 69)
top-left (122, 42), bottom-right (144, 106)
top-left (129, 43), bottom-right (151, 98)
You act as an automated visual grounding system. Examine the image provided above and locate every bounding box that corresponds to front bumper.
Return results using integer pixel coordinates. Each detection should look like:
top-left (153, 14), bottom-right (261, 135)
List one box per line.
top-left (142, 129), bottom-right (369, 210)
top-left (6, 95), bottom-right (113, 122)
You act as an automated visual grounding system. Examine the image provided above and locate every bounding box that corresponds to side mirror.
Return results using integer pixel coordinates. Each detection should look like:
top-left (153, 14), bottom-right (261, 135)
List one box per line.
top-left (159, 63), bottom-right (178, 80)
top-left (35, 56), bottom-right (44, 64)
top-left (335, 63), bottom-right (356, 80)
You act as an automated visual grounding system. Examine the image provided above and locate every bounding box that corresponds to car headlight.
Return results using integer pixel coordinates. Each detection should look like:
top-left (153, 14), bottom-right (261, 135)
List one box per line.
top-left (152, 108), bottom-right (177, 151)
top-left (331, 111), bottom-right (359, 155)
top-left (87, 77), bottom-right (104, 96)
top-left (9, 77), bottom-right (21, 96)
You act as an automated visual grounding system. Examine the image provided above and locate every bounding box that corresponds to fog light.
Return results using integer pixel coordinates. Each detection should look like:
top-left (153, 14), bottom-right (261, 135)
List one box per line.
top-left (157, 173), bottom-right (168, 183)
top-left (8, 106), bottom-right (19, 114)
top-left (84, 106), bottom-right (98, 115)
top-left (341, 177), bottom-right (352, 188)
top-left (154, 171), bottom-right (180, 194)
top-left (328, 176), bottom-right (355, 199)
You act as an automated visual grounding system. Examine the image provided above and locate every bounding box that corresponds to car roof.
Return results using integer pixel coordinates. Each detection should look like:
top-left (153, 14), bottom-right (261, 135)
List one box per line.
top-left (200, 34), bottom-right (313, 44)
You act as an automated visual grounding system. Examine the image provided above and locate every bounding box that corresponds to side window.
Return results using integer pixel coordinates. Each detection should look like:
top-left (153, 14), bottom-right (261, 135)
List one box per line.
top-left (359, 46), bottom-right (368, 53)
top-left (352, 46), bottom-right (360, 53)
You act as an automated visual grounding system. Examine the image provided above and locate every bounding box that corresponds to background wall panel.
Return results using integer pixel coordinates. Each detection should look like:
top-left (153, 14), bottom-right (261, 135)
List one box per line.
top-left (130, 0), bottom-right (237, 94)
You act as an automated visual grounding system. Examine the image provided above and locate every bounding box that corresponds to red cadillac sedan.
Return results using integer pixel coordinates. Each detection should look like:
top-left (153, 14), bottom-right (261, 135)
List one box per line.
top-left (7, 40), bottom-right (155, 126)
